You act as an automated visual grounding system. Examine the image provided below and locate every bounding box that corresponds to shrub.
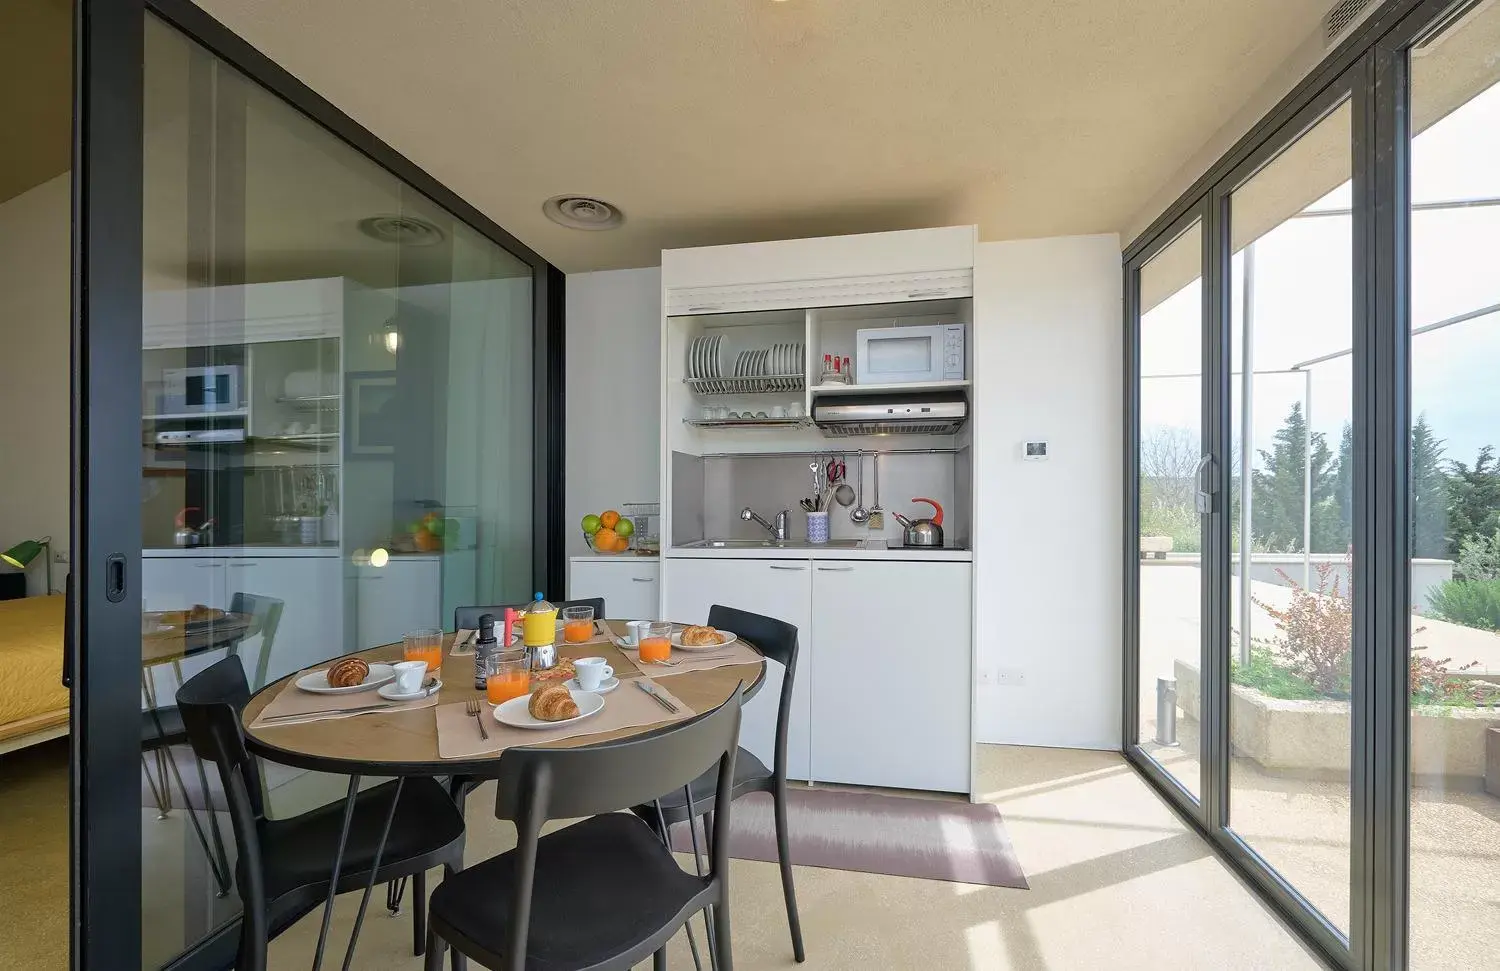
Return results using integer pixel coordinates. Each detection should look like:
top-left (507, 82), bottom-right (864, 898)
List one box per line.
top-left (1454, 528), bottom-right (1500, 582)
top-left (1231, 644), bottom-right (1321, 700)
top-left (1253, 562), bottom-right (1352, 696)
top-left (1427, 578), bottom-right (1500, 632)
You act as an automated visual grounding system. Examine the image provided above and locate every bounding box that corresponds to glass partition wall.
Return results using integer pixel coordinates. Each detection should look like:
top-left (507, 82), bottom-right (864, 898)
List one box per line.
top-left (137, 12), bottom-right (539, 967)
top-left (1124, 1), bottom-right (1500, 968)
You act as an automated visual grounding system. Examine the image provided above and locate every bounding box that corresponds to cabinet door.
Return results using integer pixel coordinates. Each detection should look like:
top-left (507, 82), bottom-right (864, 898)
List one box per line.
top-left (228, 557), bottom-right (343, 687)
top-left (664, 558), bottom-right (813, 780)
top-left (569, 559), bottom-right (660, 620)
top-left (811, 561), bottom-right (972, 792)
top-left (355, 558), bottom-right (443, 650)
top-left (141, 556), bottom-right (228, 700)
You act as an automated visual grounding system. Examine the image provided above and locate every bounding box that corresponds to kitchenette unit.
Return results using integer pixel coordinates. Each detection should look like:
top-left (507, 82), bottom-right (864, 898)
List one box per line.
top-left (660, 226), bottom-right (978, 796)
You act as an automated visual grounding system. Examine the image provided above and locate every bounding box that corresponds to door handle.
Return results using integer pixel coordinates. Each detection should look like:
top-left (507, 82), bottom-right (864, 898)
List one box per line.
top-left (768, 565), bottom-right (806, 571)
top-left (228, 561), bottom-right (253, 568)
top-left (631, 577), bottom-right (655, 583)
top-left (816, 566), bottom-right (855, 572)
top-left (686, 305), bottom-right (722, 313)
top-left (194, 562), bottom-right (222, 569)
top-left (906, 288), bottom-right (949, 299)
top-left (1194, 454), bottom-right (1217, 514)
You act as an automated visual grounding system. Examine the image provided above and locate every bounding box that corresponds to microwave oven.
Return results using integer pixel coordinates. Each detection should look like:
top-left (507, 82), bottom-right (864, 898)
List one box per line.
top-left (855, 323), bottom-right (966, 385)
top-left (159, 365), bottom-right (242, 415)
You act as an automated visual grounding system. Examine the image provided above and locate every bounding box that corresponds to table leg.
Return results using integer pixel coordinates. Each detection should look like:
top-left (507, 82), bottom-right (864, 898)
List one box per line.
top-left (340, 778), bottom-right (404, 971)
top-left (311, 775), bottom-right (361, 971)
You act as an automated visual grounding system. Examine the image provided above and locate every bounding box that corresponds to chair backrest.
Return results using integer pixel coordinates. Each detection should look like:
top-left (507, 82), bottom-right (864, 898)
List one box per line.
top-left (176, 657), bottom-right (268, 911)
top-left (230, 592), bottom-right (286, 690)
top-left (453, 597), bottom-right (606, 631)
top-left (489, 689), bottom-right (742, 971)
top-left (706, 605), bottom-right (799, 778)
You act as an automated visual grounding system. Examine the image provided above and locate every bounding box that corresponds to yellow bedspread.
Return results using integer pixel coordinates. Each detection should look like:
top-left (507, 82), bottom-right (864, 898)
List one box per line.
top-left (0, 595), bottom-right (69, 740)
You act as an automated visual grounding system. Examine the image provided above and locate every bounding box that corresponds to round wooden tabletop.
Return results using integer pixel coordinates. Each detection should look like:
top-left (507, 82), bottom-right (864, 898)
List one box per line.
top-left (241, 625), bottom-right (766, 776)
top-left (142, 611), bottom-right (260, 665)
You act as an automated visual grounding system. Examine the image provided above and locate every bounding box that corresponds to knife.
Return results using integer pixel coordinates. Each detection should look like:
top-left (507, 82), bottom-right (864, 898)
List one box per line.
top-left (635, 679), bottom-right (678, 713)
top-left (260, 701), bottom-right (395, 722)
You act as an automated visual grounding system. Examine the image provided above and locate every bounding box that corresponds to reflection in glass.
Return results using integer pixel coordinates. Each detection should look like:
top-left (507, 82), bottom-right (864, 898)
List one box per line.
top-left (140, 14), bottom-right (533, 966)
top-left (1407, 3), bottom-right (1500, 965)
top-left (1227, 100), bottom-right (1353, 932)
top-left (1136, 221), bottom-right (1203, 799)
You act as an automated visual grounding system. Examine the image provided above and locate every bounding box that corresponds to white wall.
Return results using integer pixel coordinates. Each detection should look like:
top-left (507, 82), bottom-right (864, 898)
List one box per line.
top-left (0, 173), bottom-right (70, 595)
top-left (971, 234), bottom-right (1123, 750)
top-left (564, 268), bottom-right (662, 565)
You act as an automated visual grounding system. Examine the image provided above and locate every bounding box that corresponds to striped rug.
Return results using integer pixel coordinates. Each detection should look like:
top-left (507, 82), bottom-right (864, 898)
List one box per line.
top-left (671, 787), bottom-right (1028, 889)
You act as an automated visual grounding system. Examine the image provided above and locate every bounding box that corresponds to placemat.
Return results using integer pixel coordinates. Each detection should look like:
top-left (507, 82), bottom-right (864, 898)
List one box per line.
top-left (449, 630), bottom-right (476, 657)
top-left (248, 670), bottom-right (441, 729)
top-left (435, 677), bottom-right (695, 760)
top-left (616, 639), bottom-right (763, 676)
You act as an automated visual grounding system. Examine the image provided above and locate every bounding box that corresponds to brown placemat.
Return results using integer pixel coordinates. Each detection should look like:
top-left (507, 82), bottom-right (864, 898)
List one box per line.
top-left (435, 677), bottom-right (695, 760)
top-left (616, 639), bottom-right (763, 676)
top-left (449, 630), bottom-right (476, 657)
top-left (248, 669), bottom-right (441, 729)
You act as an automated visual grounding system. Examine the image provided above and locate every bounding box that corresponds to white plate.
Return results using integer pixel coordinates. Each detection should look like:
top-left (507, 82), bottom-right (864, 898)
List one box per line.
top-left (669, 630), bottom-right (739, 651)
top-left (687, 336), bottom-right (698, 379)
top-left (494, 689), bottom-right (605, 729)
top-left (296, 663), bottom-right (396, 694)
top-left (378, 678), bottom-right (441, 702)
top-left (564, 676), bottom-right (619, 694)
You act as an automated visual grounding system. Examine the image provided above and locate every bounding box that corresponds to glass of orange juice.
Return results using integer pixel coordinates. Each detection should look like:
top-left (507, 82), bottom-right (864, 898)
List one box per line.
top-left (639, 621), bottom-right (673, 663)
top-left (484, 650), bottom-right (531, 705)
top-left (562, 605), bottom-right (595, 643)
top-left (403, 627), bottom-right (443, 678)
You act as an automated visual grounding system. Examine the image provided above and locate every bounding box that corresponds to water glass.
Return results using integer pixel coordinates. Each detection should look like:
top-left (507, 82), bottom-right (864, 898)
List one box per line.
top-left (484, 649), bottom-right (531, 705)
top-left (562, 605), bottom-right (595, 643)
top-left (639, 621), bottom-right (673, 663)
top-left (403, 627), bottom-right (443, 677)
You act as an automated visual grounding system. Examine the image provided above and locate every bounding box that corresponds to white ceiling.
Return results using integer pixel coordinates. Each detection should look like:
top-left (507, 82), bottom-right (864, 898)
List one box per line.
top-left (185, 1), bottom-right (1327, 272)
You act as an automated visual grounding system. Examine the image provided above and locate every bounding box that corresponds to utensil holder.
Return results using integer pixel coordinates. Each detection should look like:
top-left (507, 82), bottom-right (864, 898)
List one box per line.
top-left (806, 511), bottom-right (830, 544)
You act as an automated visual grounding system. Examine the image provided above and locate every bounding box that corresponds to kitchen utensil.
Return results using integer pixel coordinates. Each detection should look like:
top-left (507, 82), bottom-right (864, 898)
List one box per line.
top-left (378, 677), bottom-right (441, 702)
top-left (851, 452), bottom-right (870, 525)
top-left (799, 497), bottom-right (815, 512)
top-left (826, 456), bottom-right (846, 482)
top-left (466, 699), bottom-right (490, 739)
top-left (635, 679), bottom-right (679, 713)
top-left (807, 510), bottom-right (830, 544)
top-left (260, 700), bottom-right (396, 722)
top-left (900, 497), bottom-right (946, 548)
top-left (173, 507), bottom-right (215, 547)
top-left (834, 483), bottom-right (855, 506)
top-left (868, 454), bottom-right (885, 529)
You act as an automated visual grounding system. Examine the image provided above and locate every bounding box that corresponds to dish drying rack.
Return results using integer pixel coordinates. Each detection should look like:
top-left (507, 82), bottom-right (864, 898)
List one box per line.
top-left (683, 374), bottom-right (805, 395)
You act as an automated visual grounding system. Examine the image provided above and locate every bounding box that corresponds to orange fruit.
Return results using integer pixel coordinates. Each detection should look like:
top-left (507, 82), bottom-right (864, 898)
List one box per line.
top-left (599, 510), bottom-right (621, 529)
top-left (613, 534), bottom-right (630, 551)
top-left (414, 528), bottom-right (441, 552)
top-left (592, 527), bottom-right (618, 551)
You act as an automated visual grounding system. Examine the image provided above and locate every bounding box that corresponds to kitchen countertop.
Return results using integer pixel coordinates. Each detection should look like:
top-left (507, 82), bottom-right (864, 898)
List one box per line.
top-left (145, 545), bottom-right (341, 558)
top-left (666, 543), bottom-right (972, 562)
top-left (569, 554), bottom-right (660, 563)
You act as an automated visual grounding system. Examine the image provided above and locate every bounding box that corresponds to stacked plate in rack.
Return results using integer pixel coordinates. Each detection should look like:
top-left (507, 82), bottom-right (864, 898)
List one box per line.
top-left (686, 334), bottom-right (725, 392)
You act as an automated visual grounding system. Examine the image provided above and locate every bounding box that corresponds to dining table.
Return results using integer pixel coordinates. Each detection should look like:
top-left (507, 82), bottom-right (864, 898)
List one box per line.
top-left (240, 619), bottom-right (766, 971)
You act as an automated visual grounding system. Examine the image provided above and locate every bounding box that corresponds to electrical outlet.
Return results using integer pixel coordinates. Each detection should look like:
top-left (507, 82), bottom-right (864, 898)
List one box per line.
top-left (53, 551), bottom-right (69, 564)
top-left (995, 667), bottom-right (1026, 686)
top-left (977, 667), bottom-right (995, 686)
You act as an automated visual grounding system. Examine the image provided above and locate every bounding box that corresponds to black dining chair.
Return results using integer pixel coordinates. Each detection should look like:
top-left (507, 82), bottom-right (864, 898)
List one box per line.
top-left (423, 688), bottom-right (743, 971)
top-left (230, 591), bottom-right (286, 692)
top-left (635, 605), bottom-right (806, 963)
top-left (176, 655), bottom-right (466, 971)
top-left (452, 596), bottom-right (606, 631)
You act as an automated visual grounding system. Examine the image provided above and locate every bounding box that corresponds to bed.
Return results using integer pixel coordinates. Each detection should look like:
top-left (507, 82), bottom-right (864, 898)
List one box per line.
top-left (0, 595), bottom-right (69, 753)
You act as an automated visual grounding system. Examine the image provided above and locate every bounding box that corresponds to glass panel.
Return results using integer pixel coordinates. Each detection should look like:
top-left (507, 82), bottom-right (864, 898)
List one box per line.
top-left (140, 14), bottom-right (533, 966)
top-left (1136, 220), bottom-right (1203, 798)
top-left (1227, 99), bottom-right (1353, 932)
top-left (1407, 2), bottom-right (1500, 965)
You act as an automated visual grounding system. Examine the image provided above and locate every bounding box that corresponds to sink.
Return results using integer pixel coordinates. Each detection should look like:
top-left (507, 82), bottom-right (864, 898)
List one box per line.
top-left (681, 538), bottom-right (865, 550)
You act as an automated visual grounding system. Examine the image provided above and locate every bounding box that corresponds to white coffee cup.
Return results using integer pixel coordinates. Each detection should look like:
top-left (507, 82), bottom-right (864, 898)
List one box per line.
top-left (623, 620), bottom-right (651, 647)
top-left (788, 401), bottom-right (805, 418)
top-left (392, 660), bottom-right (427, 694)
top-left (574, 657), bottom-right (614, 691)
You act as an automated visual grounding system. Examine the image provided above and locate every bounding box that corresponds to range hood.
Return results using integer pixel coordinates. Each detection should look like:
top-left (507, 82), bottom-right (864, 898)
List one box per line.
top-left (812, 390), bottom-right (968, 437)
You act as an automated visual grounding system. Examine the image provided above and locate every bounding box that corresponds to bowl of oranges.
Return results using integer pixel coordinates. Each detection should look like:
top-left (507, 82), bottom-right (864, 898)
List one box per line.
top-left (581, 509), bottom-right (635, 555)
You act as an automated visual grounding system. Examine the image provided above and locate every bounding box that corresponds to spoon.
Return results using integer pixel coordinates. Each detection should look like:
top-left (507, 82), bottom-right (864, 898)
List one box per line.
top-left (850, 451), bottom-right (870, 525)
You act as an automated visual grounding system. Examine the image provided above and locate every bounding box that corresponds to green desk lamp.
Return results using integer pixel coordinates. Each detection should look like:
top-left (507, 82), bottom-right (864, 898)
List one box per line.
top-left (2, 536), bottom-right (52, 594)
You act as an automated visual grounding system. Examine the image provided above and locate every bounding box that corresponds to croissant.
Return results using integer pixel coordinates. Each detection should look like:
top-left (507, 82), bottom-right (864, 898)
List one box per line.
top-left (680, 625), bottom-right (723, 647)
top-left (326, 657), bottom-right (370, 688)
top-left (528, 683), bottom-right (580, 721)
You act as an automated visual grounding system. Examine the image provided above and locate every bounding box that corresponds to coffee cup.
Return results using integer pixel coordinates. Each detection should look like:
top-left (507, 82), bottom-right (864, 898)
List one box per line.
top-left (623, 620), bottom-right (651, 647)
top-left (392, 660), bottom-right (427, 694)
top-left (771, 404), bottom-right (788, 419)
top-left (574, 657), bottom-right (614, 691)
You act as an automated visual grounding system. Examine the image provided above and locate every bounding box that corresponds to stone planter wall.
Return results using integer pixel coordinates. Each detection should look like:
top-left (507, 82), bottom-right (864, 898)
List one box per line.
top-left (1175, 660), bottom-right (1500, 789)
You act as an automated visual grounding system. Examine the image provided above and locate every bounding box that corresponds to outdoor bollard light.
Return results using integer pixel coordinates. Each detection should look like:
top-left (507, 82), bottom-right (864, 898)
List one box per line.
top-left (1155, 676), bottom-right (1179, 747)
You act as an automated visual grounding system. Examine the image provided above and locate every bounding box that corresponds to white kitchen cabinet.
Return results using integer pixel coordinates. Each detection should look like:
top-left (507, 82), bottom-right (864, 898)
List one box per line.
top-left (142, 556), bottom-right (230, 612)
top-left (355, 555), bottom-right (442, 650)
top-left (810, 560), bottom-right (972, 792)
top-left (569, 557), bottom-right (660, 620)
top-left (225, 556), bottom-right (342, 685)
top-left (664, 557), bottom-right (814, 781)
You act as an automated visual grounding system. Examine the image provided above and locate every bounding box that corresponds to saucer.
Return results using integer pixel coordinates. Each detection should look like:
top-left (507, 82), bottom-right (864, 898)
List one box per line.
top-left (378, 678), bottom-right (441, 702)
top-left (564, 676), bottom-right (619, 694)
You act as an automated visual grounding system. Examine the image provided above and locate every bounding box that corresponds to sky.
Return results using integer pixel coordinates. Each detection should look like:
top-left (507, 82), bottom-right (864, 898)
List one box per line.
top-left (1140, 77), bottom-right (1500, 472)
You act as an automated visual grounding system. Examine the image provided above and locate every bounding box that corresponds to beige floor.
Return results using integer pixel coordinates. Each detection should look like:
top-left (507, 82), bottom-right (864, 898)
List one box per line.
top-left (266, 745), bottom-right (1323, 970)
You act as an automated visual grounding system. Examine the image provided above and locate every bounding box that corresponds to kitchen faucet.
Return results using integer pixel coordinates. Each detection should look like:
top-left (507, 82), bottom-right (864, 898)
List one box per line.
top-left (742, 506), bottom-right (789, 542)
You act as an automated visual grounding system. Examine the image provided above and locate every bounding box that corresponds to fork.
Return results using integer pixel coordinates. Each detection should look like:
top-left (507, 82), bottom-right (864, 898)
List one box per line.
top-left (466, 699), bottom-right (489, 740)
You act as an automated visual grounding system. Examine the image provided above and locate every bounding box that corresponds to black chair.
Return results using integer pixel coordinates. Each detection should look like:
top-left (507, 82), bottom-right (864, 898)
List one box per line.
top-left (453, 596), bottom-right (606, 631)
top-left (176, 656), bottom-right (466, 971)
top-left (230, 591), bottom-right (286, 692)
top-left (424, 689), bottom-right (743, 971)
top-left (635, 605), bottom-right (805, 963)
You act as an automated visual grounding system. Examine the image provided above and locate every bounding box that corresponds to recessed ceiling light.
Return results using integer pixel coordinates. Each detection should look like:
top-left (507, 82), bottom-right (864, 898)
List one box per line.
top-left (542, 195), bottom-right (624, 231)
top-left (357, 214), bottom-right (446, 246)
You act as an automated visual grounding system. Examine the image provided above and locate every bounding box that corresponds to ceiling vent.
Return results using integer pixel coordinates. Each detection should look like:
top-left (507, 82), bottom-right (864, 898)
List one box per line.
top-left (357, 214), bottom-right (446, 247)
top-left (1323, 0), bottom-right (1377, 48)
top-left (542, 195), bottom-right (624, 231)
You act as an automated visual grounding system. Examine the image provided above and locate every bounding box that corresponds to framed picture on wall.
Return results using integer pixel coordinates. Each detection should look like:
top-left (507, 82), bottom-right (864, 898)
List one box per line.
top-left (346, 371), bottom-right (397, 456)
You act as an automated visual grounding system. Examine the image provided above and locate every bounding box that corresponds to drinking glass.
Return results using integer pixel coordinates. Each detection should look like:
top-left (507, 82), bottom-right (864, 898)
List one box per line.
top-left (639, 621), bottom-right (673, 663)
top-left (562, 605), bottom-right (595, 643)
top-left (485, 649), bottom-right (531, 705)
top-left (403, 627), bottom-right (443, 678)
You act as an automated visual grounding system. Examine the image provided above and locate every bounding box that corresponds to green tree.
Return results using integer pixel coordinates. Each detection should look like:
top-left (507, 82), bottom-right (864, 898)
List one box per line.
top-left (1335, 422), bottom-right (1353, 550)
top-left (1447, 446), bottom-right (1500, 553)
top-left (1409, 415), bottom-right (1448, 558)
top-left (1251, 403), bottom-right (1341, 553)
